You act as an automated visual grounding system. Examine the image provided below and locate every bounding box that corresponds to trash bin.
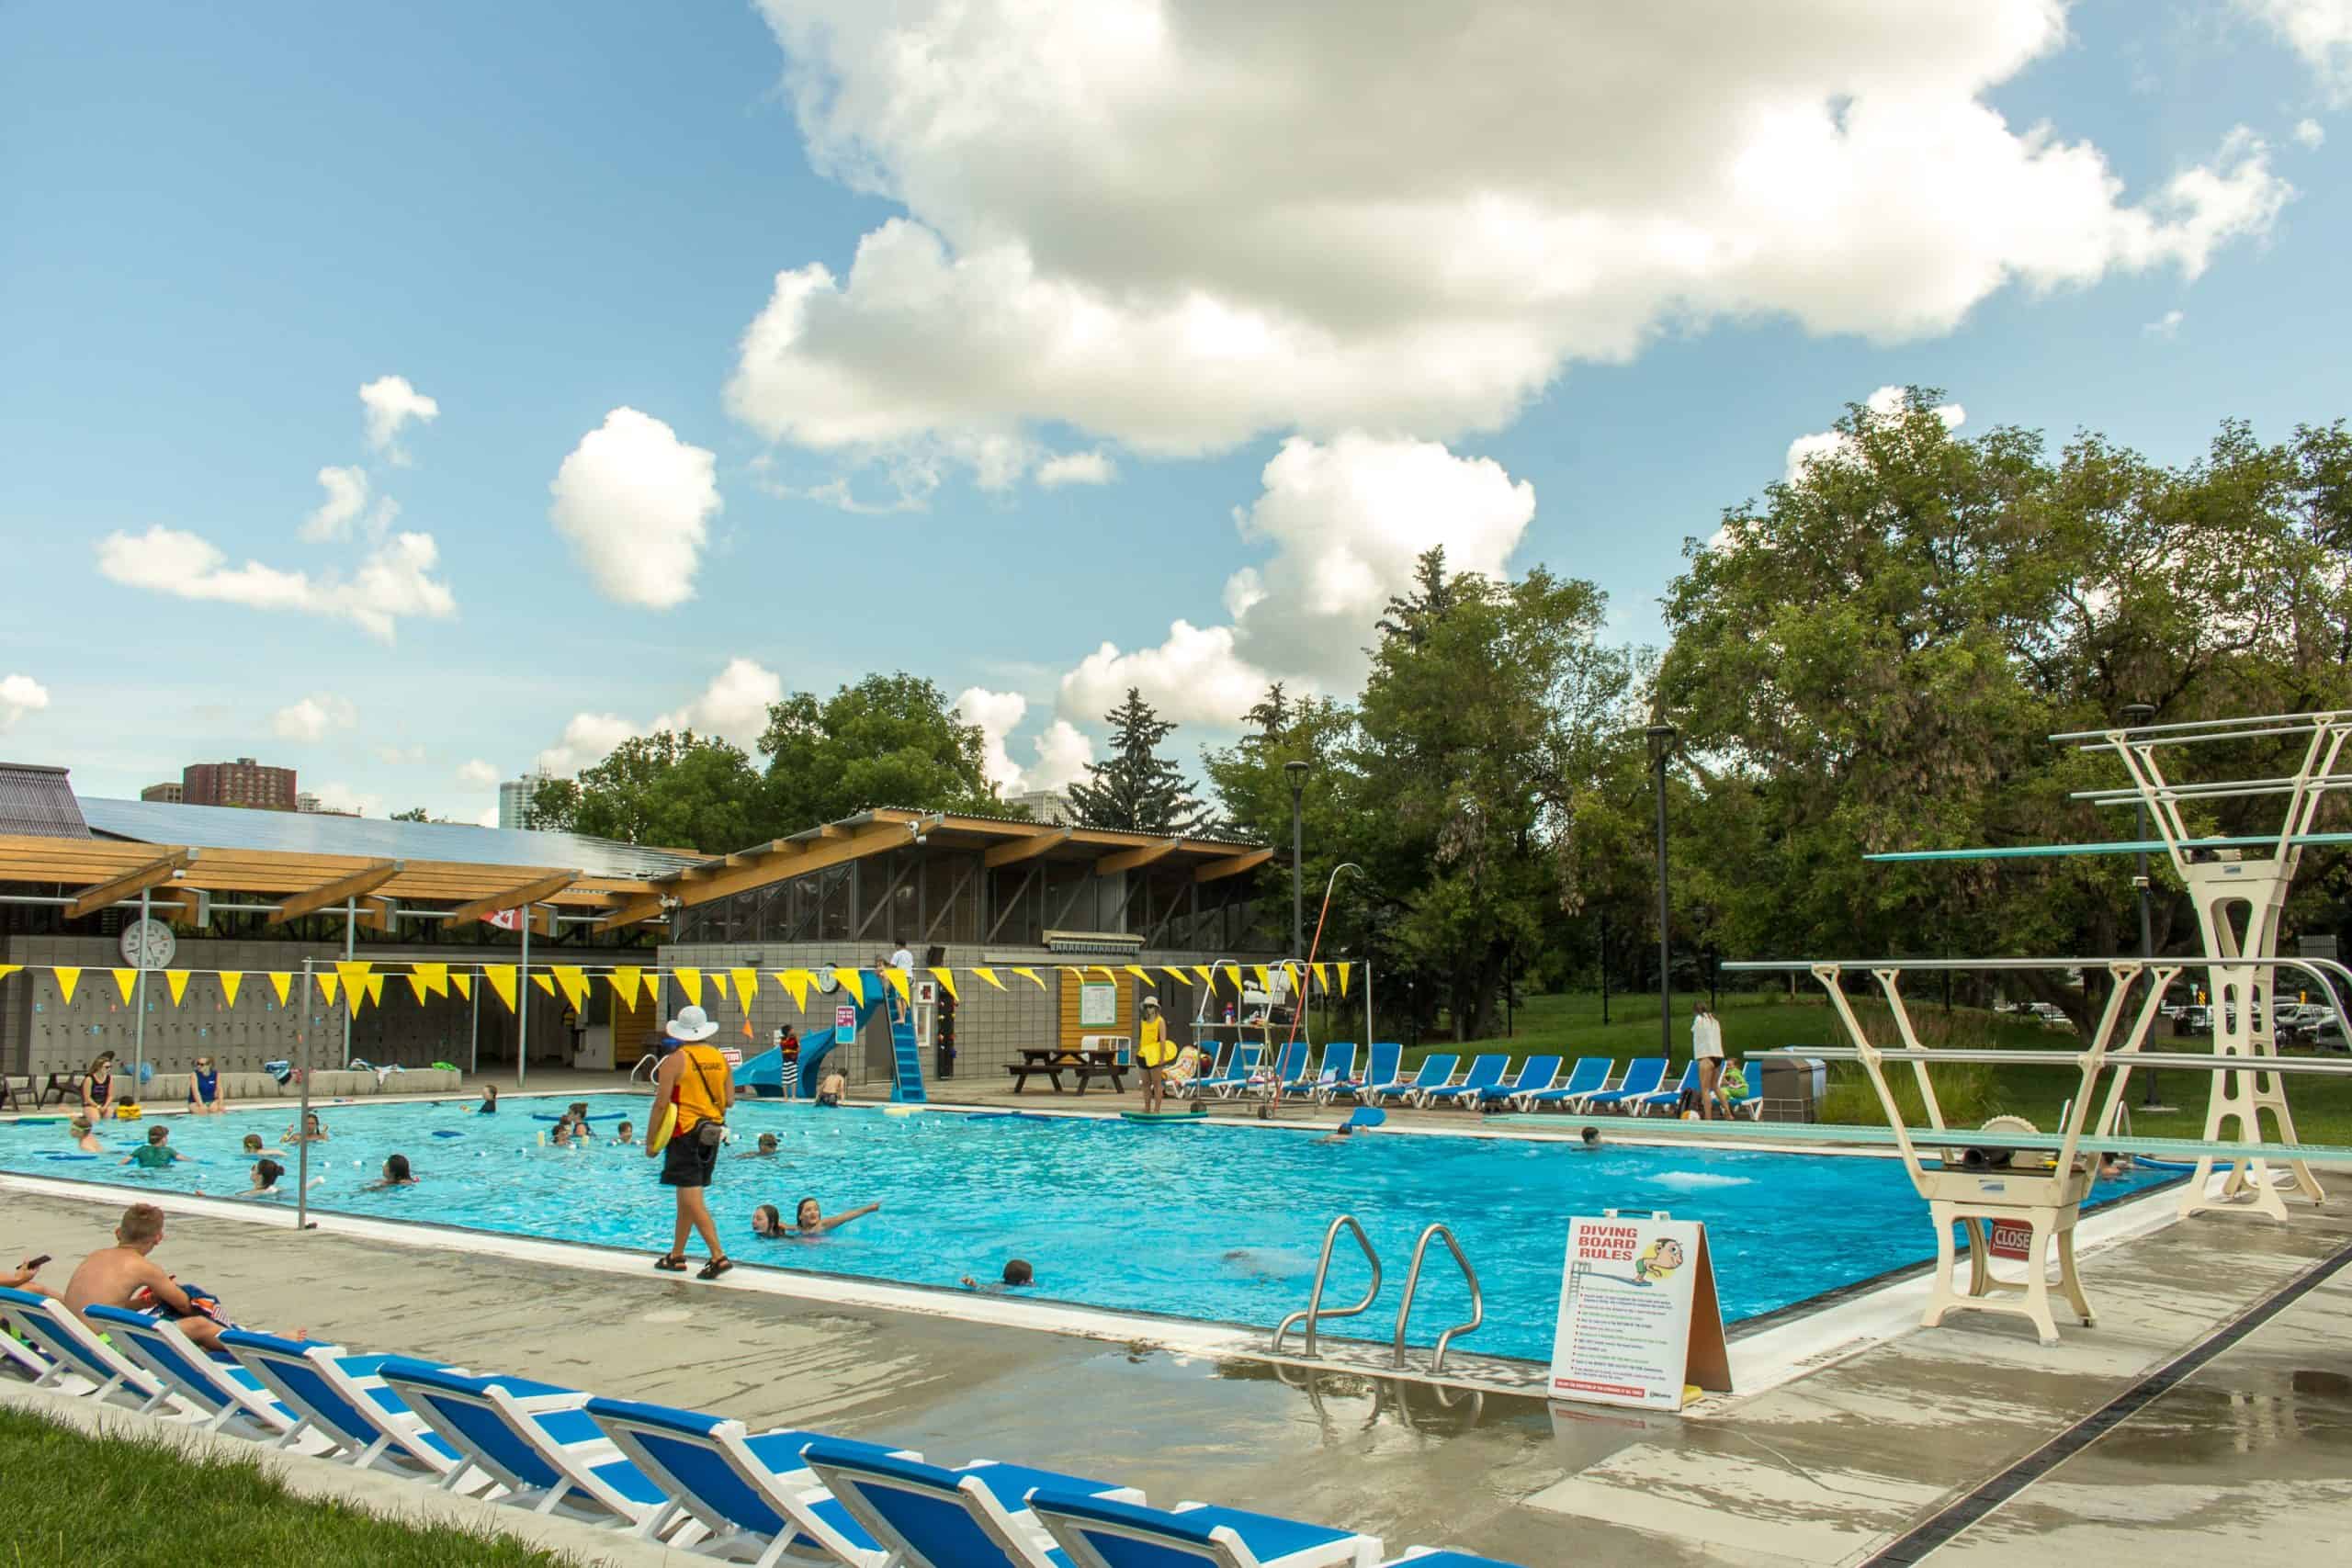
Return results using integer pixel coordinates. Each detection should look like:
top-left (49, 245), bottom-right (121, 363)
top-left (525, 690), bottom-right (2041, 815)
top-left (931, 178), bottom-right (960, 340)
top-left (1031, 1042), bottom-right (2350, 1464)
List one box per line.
top-left (1758, 1055), bottom-right (1826, 1123)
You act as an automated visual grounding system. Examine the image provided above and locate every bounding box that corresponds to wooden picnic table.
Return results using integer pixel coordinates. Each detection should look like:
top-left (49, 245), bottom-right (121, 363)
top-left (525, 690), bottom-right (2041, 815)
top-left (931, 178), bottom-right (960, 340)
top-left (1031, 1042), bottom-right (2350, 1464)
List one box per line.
top-left (1004, 1047), bottom-right (1128, 1095)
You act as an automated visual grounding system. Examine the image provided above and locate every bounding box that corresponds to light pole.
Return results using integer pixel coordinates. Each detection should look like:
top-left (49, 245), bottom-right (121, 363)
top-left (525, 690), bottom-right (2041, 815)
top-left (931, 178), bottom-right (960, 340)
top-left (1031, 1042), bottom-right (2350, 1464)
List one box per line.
top-left (1283, 761), bottom-right (1308, 960)
top-left (1646, 724), bottom-right (1677, 1060)
top-left (2122, 702), bottom-right (2164, 1110)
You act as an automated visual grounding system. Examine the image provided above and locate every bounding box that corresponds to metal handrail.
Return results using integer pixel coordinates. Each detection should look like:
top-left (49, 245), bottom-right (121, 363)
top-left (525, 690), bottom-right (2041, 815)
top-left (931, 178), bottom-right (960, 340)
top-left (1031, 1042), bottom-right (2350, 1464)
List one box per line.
top-left (1272, 1215), bottom-right (1382, 1359)
top-left (1392, 1223), bottom-right (1483, 1375)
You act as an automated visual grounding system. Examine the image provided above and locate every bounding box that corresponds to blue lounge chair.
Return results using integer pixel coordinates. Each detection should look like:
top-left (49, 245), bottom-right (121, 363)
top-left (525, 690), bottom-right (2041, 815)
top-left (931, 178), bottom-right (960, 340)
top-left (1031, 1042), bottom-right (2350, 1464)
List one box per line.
top-left (83, 1305), bottom-right (301, 1438)
top-left (1208, 1045), bottom-right (1265, 1100)
top-left (1730, 1064), bottom-right (1764, 1119)
top-left (218, 1333), bottom-right (479, 1483)
top-left (1317, 1043), bottom-right (1401, 1107)
top-left (1284, 1043), bottom-right (1354, 1099)
top-left (379, 1363), bottom-right (682, 1533)
top-left (0, 1319), bottom-right (52, 1382)
top-left (1033, 1490), bottom-right (1380, 1568)
top-left (1634, 1063), bottom-right (1699, 1116)
top-left (1366, 1055), bottom-right (1454, 1109)
top-left (1580, 1057), bottom-right (1668, 1112)
top-left (805, 1440), bottom-right (1145, 1568)
top-left (1510, 1056), bottom-right (1611, 1112)
top-left (1259, 1042), bottom-right (1309, 1099)
top-left (1475, 1055), bottom-right (1559, 1111)
top-left (585, 1394), bottom-right (911, 1566)
top-left (0, 1286), bottom-right (170, 1406)
top-left (1416, 1054), bottom-right (1508, 1109)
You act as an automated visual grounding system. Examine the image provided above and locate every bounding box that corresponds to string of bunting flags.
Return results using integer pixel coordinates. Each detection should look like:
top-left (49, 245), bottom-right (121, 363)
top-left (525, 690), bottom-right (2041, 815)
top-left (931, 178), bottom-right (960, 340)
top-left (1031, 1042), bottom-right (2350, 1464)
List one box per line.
top-left (0, 959), bottom-right (1354, 1017)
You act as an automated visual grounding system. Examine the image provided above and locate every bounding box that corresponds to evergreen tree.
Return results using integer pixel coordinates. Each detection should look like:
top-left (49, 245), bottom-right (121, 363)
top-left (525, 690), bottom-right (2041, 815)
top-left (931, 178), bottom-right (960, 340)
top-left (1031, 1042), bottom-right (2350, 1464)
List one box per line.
top-left (1066, 687), bottom-right (1216, 833)
top-left (1374, 546), bottom-right (1460, 645)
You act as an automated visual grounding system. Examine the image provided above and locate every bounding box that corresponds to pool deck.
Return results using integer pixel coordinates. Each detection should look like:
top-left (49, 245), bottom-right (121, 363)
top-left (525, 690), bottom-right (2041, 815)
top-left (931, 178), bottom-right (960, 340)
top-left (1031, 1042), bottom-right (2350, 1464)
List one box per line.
top-left (6, 1079), bottom-right (2349, 1564)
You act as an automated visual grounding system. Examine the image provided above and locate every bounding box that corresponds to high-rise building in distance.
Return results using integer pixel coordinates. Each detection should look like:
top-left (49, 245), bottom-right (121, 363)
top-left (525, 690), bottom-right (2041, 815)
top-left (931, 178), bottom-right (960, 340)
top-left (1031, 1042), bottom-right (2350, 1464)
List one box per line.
top-left (182, 757), bottom-right (297, 811)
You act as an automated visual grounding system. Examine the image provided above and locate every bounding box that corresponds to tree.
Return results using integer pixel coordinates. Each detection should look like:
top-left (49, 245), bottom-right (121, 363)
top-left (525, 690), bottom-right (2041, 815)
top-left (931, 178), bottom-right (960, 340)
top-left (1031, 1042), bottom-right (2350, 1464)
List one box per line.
top-left (1375, 546), bottom-right (1460, 647)
top-left (1067, 688), bottom-right (1216, 833)
top-left (526, 731), bottom-right (762, 854)
top-left (758, 672), bottom-right (1000, 832)
top-left (390, 807), bottom-right (429, 823)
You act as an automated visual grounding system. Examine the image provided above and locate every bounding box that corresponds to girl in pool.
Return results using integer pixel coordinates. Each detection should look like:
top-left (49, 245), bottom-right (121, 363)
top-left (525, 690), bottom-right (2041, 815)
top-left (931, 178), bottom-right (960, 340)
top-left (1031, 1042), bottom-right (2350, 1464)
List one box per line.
top-left (239, 1133), bottom-right (286, 1156)
top-left (366, 1154), bottom-right (418, 1190)
top-left (186, 1055), bottom-right (225, 1114)
top-left (81, 1053), bottom-right (118, 1122)
top-left (751, 1203), bottom-right (786, 1237)
top-left (786, 1197), bottom-right (880, 1237)
top-left (241, 1158), bottom-right (288, 1198)
top-left (737, 1133), bottom-right (781, 1159)
top-left (469, 1083), bottom-right (500, 1114)
top-left (283, 1111), bottom-right (330, 1144)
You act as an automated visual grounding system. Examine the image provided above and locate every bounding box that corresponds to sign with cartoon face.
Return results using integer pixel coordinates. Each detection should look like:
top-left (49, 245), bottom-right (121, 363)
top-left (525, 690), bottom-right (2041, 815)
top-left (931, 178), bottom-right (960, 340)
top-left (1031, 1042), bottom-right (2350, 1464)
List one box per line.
top-left (1549, 1213), bottom-right (1730, 1413)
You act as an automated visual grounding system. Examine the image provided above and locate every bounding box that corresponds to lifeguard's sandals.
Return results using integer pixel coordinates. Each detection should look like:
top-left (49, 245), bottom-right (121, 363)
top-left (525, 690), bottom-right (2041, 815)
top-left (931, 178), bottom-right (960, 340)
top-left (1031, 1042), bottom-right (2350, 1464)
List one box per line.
top-left (1712, 711), bottom-right (2352, 1346)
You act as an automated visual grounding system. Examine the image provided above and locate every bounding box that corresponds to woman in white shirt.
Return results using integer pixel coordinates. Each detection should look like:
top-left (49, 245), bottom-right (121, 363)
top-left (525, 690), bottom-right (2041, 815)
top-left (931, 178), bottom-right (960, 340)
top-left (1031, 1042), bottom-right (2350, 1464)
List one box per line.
top-left (1691, 1004), bottom-right (1725, 1121)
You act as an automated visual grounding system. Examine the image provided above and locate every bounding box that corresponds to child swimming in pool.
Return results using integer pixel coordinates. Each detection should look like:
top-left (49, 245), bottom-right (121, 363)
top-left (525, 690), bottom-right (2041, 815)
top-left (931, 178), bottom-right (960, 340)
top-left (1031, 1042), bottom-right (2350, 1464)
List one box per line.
top-left (67, 1116), bottom-right (104, 1153)
top-left (785, 1197), bottom-right (879, 1237)
top-left (119, 1124), bottom-right (186, 1169)
top-left (240, 1158), bottom-right (287, 1198)
top-left (751, 1203), bottom-right (786, 1237)
top-left (470, 1084), bottom-right (500, 1114)
top-left (365, 1154), bottom-right (418, 1190)
top-left (737, 1133), bottom-right (781, 1159)
top-left (959, 1258), bottom-right (1034, 1292)
top-left (613, 1121), bottom-right (637, 1146)
top-left (283, 1111), bottom-right (329, 1144)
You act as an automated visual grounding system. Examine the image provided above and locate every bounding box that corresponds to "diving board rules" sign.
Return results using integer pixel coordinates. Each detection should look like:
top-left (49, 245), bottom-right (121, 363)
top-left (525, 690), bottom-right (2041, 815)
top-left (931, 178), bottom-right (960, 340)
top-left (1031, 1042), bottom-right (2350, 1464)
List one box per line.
top-left (1549, 1213), bottom-right (1731, 1412)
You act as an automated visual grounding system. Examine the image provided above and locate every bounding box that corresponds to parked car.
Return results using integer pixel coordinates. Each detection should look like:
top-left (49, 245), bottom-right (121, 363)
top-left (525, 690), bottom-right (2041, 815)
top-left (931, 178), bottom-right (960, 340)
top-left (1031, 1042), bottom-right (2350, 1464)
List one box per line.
top-left (2308, 1016), bottom-right (2347, 1054)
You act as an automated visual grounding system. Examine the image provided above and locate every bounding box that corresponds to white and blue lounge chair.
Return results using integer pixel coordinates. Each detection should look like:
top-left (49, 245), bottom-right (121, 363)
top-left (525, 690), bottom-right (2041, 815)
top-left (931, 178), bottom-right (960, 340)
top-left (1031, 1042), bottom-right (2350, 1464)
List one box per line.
top-left (0, 1322), bottom-right (52, 1382)
top-left (1415, 1054), bottom-right (1508, 1109)
top-left (1378, 1552), bottom-right (1528, 1566)
top-left (82, 1305), bottom-right (302, 1438)
top-left (1284, 1043), bottom-right (1354, 1099)
top-left (1727, 1063), bottom-right (1764, 1119)
top-left (1474, 1055), bottom-right (1559, 1111)
top-left (1259, 1042), bottom-right (1309, 1099)
top-left (1367, 1055), bottom-right (1454, 1109)
top-left (217, 1333), bottom-right (481, 1483)
top-left (1510, 1055), bottom-right (1611, 1112)
top-left (1032, 1490), bottom-right (1380, 1568)
top-left (379, 1363), bottom-right (684, 1533)
top-left (1207, 1045), bottom-right (1265, 1100)
top-left (0, 1286), bottom-right (171, 1405)
top-left (584, 1395), bottom-right (912, 1566)
top-left (1317, 1043), bottom-right (1401, 1107)
top-left (1633, 1063), bottom-right (1699, 1116)
top-left (805, 1440), bottom-right (1147, 1568)
top-left (1580, 1057), bottom-right (1668, 1112)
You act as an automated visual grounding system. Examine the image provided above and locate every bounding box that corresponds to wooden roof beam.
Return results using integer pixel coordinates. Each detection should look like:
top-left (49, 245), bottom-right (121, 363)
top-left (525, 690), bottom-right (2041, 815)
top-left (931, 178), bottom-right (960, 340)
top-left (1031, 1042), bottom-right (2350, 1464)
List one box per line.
top-left (437, 870), bottom-right (580, 924)
top-left (64, 848), bottom-right (197, 920)
top-left (267, 861), bottom-right (402, 926)
top-left (594, 894), bottom-right (668, 933)
top-left (986, 826), bottom-right (1073, 869)
top-left (1095, 837), bottom-right (1182, 876)
top-left (356, 896), bottom-right (399, 934)
top-left (1194, 847), bottom-right (1274, 884)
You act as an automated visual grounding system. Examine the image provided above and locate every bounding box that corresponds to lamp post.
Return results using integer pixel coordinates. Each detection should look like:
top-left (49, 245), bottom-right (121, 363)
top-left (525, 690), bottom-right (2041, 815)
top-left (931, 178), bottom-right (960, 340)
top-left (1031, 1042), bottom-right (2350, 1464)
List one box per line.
top-left (1646, 724), bottom-right (1677, 1060)
top-left (1283, 761), bottom-right (1308, 960)
top-left (2122, 702), bottom-right (2163, 1110)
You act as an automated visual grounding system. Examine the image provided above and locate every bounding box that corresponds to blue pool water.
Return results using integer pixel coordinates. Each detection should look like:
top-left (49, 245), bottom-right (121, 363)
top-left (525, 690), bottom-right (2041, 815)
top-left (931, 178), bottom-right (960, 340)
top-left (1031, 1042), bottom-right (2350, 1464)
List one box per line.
top-left (1, 1096), bottom-right (2175, 1362)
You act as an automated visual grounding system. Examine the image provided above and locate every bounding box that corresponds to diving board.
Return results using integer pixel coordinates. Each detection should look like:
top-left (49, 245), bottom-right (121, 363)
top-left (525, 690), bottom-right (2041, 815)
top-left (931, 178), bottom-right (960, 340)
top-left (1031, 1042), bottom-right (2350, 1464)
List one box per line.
top-left (1865, 830), bottom-right (2352, 863)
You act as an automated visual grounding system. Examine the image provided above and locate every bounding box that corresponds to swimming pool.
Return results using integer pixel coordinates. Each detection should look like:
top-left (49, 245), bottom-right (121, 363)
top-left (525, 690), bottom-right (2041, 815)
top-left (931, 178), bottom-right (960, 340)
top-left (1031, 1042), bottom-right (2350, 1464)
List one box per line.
top-left (1, 1097), bottom-right (2176, 1363)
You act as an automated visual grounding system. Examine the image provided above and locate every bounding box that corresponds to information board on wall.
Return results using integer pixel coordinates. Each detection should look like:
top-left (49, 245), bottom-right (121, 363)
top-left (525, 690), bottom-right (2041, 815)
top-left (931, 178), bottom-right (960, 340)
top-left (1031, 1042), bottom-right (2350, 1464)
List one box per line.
top-left (1080, 981), bottom-right (1117, 1027)
top-left (834, 1004), bottom-right (857, 1046)
top-left (1549, 1213), bottom-right (1731, 1412)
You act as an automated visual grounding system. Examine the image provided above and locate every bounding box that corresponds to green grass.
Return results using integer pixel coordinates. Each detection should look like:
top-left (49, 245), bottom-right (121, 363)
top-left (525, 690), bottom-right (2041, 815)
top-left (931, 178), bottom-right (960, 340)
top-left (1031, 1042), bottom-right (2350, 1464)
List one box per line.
top-left (0, 1406), bottom-right (581, 1567)
top-left (1375, 988), bottom-right (2352, 1145)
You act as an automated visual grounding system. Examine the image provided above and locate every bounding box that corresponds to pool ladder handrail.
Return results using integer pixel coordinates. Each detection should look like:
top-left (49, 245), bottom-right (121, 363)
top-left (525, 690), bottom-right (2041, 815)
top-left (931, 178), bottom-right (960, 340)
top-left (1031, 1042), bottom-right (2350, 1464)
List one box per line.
top-left (1392, 1222), bottom-right (1483, 1375)
top-left (1272, 1214), bottom-right (1382, 1359)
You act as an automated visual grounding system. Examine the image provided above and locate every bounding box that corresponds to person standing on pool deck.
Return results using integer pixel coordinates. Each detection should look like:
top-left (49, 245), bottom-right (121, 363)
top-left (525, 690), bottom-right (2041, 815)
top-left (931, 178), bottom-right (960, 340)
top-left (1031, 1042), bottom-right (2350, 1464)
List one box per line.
top-left (648, 1003), bottom-right (734, 1280)
top-left (1691, 1003), bottom-right (1724, 1121)
top-left (1136, 997), bottom-right (1175, 1112)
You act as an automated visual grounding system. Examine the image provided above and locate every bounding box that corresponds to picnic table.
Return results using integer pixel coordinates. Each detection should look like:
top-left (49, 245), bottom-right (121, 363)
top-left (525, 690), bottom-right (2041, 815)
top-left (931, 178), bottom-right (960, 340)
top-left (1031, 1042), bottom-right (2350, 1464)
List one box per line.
top-left (1005, 1047), bottom-right (1128, 1095)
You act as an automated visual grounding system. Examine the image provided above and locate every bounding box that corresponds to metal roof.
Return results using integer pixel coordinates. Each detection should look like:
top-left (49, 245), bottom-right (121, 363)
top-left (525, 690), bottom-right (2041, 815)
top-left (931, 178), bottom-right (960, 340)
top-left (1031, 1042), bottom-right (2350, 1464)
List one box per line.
top-left (76, 796), bottom-right (698, 880)
top-left (0, 763), bottom-right (91, 839)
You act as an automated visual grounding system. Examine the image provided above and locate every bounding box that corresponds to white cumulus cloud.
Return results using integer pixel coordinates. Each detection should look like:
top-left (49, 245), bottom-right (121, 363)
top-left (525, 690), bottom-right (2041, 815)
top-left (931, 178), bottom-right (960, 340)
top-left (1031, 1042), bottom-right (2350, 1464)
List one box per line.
top-left (537, 712), bottom-right (638, 776)
top-left (300, 466), bottom-right (371, 542)
top-left (457, 759), bottom-right (500, 787)
top-left (549, 408), bottom-right (723, 609)
top-left (1035, 450), bottom-right (1117, 488)
top-left (956, 687), bottom-right (1100, 794)
top-left (96, 526), bottom-right (456, 643)
top-left (360, 375), bottom-right (439, 462)
top-left (1023, 719), bottom-right (1095, 792)
top-left (0, 673), bottom-right (51, 731)
top-left (2144, 309), bottom-right (2187, 338)
top-left (475, 807), bottom-right (501, 828)
top-left (2242, 2), bottom-right (2352, 102)
top-left (373, 744), bottom-right (425, 765)
top-left (271, 693), bottom-right (359, 742)
top-left (732, 2), bottom-right (2290, 483)
top-left (653, 657), bottom-right (785, 746)
top-left (2294, 117), bottom-right (2328, 147)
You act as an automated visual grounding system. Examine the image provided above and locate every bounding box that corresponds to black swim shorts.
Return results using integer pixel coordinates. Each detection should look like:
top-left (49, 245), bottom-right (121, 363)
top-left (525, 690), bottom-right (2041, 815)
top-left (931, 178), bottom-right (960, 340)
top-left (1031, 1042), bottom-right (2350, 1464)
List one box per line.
top-left (660, 1132), bottom-right (719, 1188)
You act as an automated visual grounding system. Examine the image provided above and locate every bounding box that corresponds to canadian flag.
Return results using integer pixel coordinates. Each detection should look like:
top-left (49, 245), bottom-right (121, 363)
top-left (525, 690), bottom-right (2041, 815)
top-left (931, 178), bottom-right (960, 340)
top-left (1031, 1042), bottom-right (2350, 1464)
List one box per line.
top-left (480, 908), bottom-right (522, 931)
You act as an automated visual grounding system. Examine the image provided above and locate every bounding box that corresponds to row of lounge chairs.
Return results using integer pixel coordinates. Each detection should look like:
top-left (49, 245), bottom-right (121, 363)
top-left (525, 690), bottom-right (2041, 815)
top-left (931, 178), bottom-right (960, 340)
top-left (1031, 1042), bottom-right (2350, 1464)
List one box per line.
top-left (1178, 1042), bottom-right (1763, 1119)
top-left (0, 1282), bottom-right (1519, 1568)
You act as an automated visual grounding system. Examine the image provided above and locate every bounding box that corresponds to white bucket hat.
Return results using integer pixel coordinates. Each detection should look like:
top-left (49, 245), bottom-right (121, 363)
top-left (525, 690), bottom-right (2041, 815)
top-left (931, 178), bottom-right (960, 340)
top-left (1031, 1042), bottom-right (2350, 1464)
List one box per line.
top-left (666, 1004), bottom-right (719, 1043)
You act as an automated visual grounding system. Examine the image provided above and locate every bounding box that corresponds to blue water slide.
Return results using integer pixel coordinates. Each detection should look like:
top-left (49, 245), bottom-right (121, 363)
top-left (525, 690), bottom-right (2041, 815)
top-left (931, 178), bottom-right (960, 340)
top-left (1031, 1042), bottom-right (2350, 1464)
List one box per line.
top-left (734, 972), bottom-right (916, 1100)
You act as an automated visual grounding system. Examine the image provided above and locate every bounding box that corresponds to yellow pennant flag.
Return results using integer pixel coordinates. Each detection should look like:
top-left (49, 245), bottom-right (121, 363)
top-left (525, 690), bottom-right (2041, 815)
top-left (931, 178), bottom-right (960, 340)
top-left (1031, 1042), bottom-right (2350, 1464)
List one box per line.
top-left (552, 965), bottom-right (589, 1013)
top-left (336, 960), bottom-right (374, 998)
top-left (1251, 964), bottom-right (1271, 993)
top-left (774, 969), bottom-right (810, 1010)
top-left (112, 967), bottom-right (139, 1003)
top-left (482, 965), bottom-right (517, 1012)
top-left (928, 966), bottom-right (959, 1001)
top-left (0, 964), bottom-right (17, 982)
top-left (1162, 966), bottom-right (1193, 987)
top-left (53, 966), bottom-right (81, 1004)
top-left (1125, 964), bottom-right (1153, 985)
top-left (674, 967), bottom-right (703, 1007)
top-left (730, 967), bottom-right (760, 1012)
top-left (533, 974), bottom-right (557, 998)
top-left (415, 962), bottom-right (449, 999)
top-left (317, 972), bottom-right (340, 1006)
top-left (832, 967), bottom-right (864, 1004)
top-left (218, 970), bottom-right (243, 1008)
top-left (164, 969), bottom-right (192, 1006)
top-left (1012, 965), bottom-right (1046, 990)
top-left (609, 966), bottom-right (642, 1010)
top-left (1336, 962), bottom-right (1351, 998)
top-left (1193, 964), bottom-right (1217, 989)
top-left (1311, 963), bottom-right (1329, 994)
top-left (448, 972), bottom-right (471, 1000)
top-left (1095, 964), bottom-right (1120, 982)
top-left (405, 971), bottom-right (428, 1005)
top-left (267, 972), bottom-right (292, 1006)
top-left (365, 974), bottom-right (385, 1010)
top-left (345, 976), bottom-right (368, 1014)
top-left (1283, 963), bottom-right (1303, 997)
top-left (971, 966), bottom-right (1005, 991)
top-left (881, 965), bottom-right (911, 1003)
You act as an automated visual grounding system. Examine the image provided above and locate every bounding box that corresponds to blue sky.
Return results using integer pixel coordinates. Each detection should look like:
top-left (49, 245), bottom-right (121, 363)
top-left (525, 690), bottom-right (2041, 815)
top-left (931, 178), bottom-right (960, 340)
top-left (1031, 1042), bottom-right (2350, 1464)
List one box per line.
top-left (2, 2), bottom-right (2346, 824)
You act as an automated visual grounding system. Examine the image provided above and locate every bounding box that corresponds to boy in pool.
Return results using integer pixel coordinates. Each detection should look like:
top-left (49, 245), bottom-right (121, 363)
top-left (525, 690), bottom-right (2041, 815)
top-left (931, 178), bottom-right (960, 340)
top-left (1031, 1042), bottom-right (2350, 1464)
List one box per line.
top-left (814, 1068), bottom-right (847, 1107)
top-left (737, 1133), bottom-right (781, 1159)
top-left (470, 1083), bottom-right (500, 1114)
top-left (119, 1124), bottom-right (187, 1169)
top-left (67, 1117), bottom-right (104, 1153)
top-left (786, 1197), bottom-right (879, 1237)
top-left (239, 1133), bottom-right (284, 1156)
top-left (613, 1120), bottom-right (637, 1146)
top-left (960, 1258), bottom-right (1035, 1292)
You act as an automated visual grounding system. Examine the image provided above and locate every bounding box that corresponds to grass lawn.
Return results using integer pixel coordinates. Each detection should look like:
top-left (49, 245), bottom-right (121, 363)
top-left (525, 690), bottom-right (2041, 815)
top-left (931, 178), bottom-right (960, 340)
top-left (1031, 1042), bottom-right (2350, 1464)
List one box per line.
top-left (1370, 988), bottom-right (2352, 1146)
top-left (0, 1405), bottom-right (580, 1567)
